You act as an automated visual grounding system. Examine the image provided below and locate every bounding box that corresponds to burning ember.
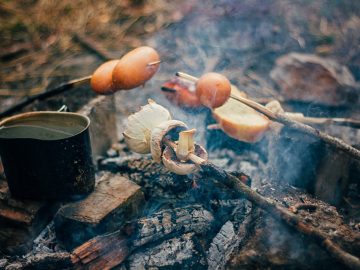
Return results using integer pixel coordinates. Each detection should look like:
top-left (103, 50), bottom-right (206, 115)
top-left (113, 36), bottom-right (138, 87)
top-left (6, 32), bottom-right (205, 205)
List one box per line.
top-left (0, 1), bottom-right (360, 270)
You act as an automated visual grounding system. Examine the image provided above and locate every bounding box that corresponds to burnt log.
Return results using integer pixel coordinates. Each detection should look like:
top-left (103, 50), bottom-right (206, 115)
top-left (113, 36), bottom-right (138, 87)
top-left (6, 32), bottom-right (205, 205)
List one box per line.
top-left (71, 205), bottom-right (214, 269)
top-left (71, 233), bottom-right (129, 270)
top-left (130, 204), bottom-right (214, 247)
top-left (54, 173), bottom-right (144, 250)
top-left (207, 201), bottom-right (254, 270)
top-left (2, 252), bottom-right (71, 270)
top-left (125, 233), bottom-right (206, 270)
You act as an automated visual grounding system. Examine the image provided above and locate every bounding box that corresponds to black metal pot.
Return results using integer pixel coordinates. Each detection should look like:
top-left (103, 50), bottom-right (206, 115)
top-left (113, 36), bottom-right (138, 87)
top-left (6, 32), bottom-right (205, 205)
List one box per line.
top-left (0, 111), bottom-right (95, 200)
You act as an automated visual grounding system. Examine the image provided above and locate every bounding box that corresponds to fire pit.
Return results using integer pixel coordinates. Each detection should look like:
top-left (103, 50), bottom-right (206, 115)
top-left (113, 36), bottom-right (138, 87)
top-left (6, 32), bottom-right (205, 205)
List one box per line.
top-left (0, 1), bottom-right (360, 270)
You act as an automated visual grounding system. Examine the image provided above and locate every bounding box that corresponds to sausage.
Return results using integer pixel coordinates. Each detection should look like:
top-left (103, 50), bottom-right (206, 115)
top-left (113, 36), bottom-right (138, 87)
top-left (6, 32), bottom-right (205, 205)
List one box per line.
top-left (112, 46), bottom-right (160, 90)
top-left (90, 60), bottom-right (119, 95)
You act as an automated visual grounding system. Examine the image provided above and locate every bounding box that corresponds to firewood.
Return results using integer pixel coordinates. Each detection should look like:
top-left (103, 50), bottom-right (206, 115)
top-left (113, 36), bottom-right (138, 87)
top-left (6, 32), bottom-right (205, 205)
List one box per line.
top-left (126, 232), bottom-right (204, 269)
top-left (71, 233), bottom-right (130, 270)
top-left (71, 205), bottom-right (214, 269)
top-left (54, 173), bottom-right (144, 250)
top-left (3, 252), bottom-right (72, 270)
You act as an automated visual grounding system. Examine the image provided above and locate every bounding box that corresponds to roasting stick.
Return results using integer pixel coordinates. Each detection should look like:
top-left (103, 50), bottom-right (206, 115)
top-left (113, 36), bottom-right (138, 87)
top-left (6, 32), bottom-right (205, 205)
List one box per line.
top-left (0, 61), bottom-right (162, 119)
top-left (176, 72), bottom-right (360, 161)
top-left (162, 137), bottom-right (360, 270)
top-left (284, 114), bottom-right (360, 129)
top-left (176, 72), bottom-right (360, 129)
top-left (0, 76), bottom-right (91, 119)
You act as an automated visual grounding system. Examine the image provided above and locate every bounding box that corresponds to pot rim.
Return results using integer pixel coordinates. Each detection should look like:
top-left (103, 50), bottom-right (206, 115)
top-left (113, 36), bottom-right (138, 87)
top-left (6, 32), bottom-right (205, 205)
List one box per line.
top-left (0, 111), bottom-right (91, 140)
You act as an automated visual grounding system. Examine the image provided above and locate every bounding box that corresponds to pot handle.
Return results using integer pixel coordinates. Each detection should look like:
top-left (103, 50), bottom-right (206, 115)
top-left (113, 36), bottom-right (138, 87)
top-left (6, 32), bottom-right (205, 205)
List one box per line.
top-left (57, 105), bottom-right (68, 112)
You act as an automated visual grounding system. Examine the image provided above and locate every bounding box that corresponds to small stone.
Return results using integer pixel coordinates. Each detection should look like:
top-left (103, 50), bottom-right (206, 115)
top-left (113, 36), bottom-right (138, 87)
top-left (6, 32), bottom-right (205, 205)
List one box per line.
top-left (270, 53), bottom-right (358, 106)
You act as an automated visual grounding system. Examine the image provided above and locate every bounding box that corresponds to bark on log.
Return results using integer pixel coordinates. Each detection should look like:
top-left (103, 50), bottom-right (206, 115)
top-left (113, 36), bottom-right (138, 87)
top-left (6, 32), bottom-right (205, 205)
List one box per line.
top-left (3, 252), bottom-right (71, 270)
top-left (125, 233), bottom-right (205, 270)
top-left (207, 201), bottom-right (254, 270)
top-left (71, 205), bottom-right (214, 269)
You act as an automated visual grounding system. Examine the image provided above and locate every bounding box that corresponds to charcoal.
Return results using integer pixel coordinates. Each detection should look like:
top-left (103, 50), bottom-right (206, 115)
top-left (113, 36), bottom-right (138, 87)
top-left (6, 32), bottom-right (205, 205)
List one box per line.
top-left (207, 201), bottom-right (254, 270)
top-left (207, 221), bottom-right (237, 270)
top-left (71, 205), bottom-right (214, 270)
top-left (125, 233), bottom-right (206, 270)
top-left (131, 205), bottom-right (214, 247)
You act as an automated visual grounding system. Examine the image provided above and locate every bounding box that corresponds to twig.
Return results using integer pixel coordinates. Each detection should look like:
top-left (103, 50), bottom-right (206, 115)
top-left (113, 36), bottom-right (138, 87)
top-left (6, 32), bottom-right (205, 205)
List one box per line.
top-left (4, 252), bottom-right (72, 269)
top-left (163, 138), bottom-right (360, 270)
top-left (286, 114), bottom-right (360, 129)
top-left (175, 72), bottom-right (360, 161)
top-left (0, 76), bottom-right (91, 119)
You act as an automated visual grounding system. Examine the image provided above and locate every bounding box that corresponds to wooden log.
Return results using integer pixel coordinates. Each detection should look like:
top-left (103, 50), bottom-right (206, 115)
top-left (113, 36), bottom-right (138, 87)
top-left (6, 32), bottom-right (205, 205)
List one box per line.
top-left (54, 173), bottom-right (144, 250)
top-left (71, 205), bottom-right (214, 269)
top-left (207, 202), bottom-right (254, 270)
top-left (126, 233), bottom-right (205, 270)
top-left (71, 233), bottom-right (129, 270)
top-left (2, 252), bottom-right (71, 270)
top-left (130, 205), bottom-right (214, 247)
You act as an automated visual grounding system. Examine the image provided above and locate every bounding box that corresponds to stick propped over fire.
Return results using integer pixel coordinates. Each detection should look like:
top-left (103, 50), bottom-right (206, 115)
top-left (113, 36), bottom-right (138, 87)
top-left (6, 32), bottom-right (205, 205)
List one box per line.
top-left (174, 71), bottom-right (360, 161)
top-left (123, 100), bottom-right (360, 270)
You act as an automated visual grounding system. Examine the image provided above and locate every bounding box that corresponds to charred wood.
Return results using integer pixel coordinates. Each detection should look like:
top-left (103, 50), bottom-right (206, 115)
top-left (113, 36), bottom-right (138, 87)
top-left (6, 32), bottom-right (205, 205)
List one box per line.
top-left (71, 205), bottom-right (214, 269)
top-left (71, 233), bottom-right (130, 270)
top-left (3, 252), bottom-right (71, 270)
top-left (200, 162), bottom-right (360, 270)
top-left (207, 202), bottom-right (254, 270)
top-left (129, 205), bottom-right (214, 247)
top-left (124, 233), bottom-right (206, 270)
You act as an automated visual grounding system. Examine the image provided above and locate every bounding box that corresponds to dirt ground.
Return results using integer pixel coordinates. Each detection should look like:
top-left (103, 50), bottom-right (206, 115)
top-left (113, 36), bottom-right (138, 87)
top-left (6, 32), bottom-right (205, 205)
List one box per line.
top-left (1, 0), bottom-right (360, 103)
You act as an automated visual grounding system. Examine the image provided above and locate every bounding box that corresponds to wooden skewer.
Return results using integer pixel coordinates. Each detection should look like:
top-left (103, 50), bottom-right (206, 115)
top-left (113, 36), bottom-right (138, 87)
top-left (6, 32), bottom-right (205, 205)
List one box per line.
top-left (0, 59), bottom-right (165, 119)
top-left (175, 71), bottom-right (360, 161)
top-left (147, 60), bottom-right (162, 66)
top-left (175, 72), bottom-right (360, 129)
top-left (162, 137), bottom-right (360, 270)
top-left (0, 76), bottom-right (91, 119)
top-left (285, 114), bottom-right (360, 129)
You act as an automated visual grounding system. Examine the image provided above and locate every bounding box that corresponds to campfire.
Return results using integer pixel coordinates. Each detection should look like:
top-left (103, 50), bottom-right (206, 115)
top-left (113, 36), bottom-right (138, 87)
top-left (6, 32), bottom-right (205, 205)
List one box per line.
top-left (0, 1), bottom-right (360, 270)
